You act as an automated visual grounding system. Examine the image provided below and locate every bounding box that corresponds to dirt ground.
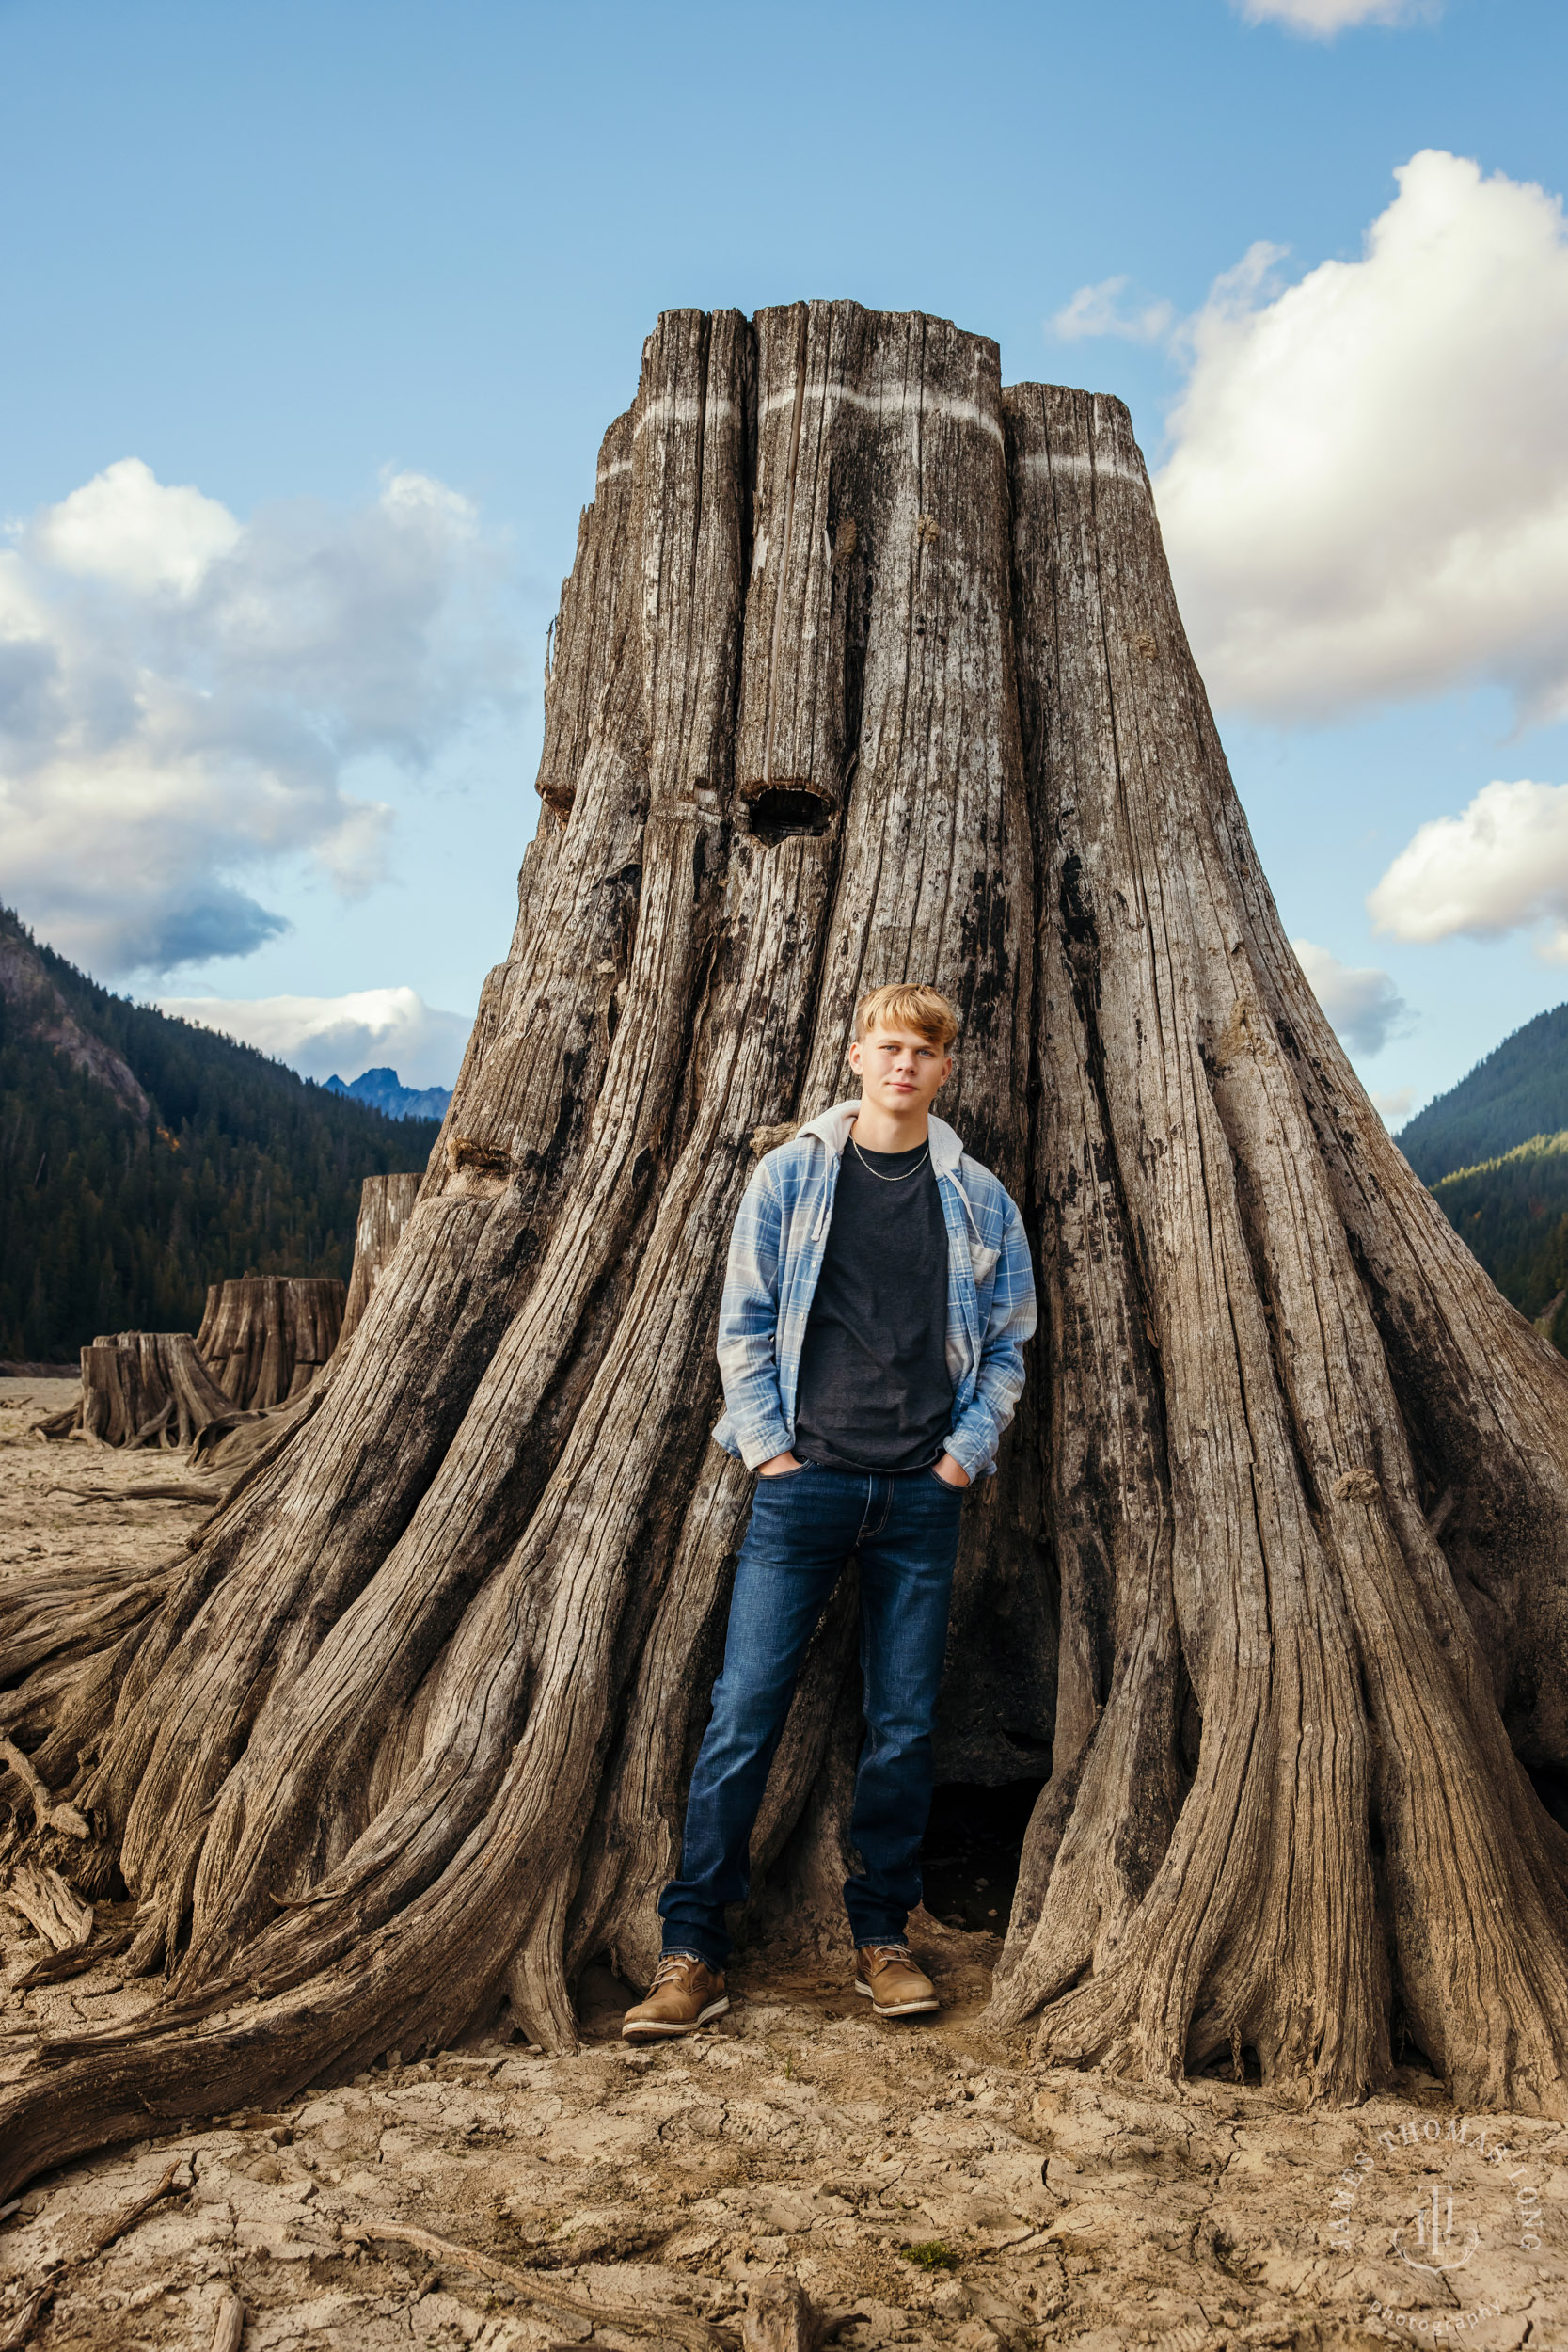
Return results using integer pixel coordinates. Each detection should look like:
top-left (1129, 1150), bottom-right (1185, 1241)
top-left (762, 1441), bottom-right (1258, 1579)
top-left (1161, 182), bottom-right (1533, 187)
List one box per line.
top-left (3, 1382), bottom-right (1565, 2351)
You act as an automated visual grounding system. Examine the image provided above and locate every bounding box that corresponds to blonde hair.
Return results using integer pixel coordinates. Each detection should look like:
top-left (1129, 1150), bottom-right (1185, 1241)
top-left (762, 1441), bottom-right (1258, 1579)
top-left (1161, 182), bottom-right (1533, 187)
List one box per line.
top-left (853, 983), bottom-right (960, 1050)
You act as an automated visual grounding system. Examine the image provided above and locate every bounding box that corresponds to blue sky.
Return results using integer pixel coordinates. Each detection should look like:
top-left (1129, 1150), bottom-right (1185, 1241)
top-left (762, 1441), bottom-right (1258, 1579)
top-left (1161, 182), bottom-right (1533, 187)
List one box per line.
top-left (4, 0), bottom-right (1567, 1117)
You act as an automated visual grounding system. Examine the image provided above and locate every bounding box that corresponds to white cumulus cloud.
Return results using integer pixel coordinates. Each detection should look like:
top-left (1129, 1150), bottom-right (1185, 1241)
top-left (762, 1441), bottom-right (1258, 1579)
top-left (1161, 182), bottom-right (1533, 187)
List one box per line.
top-left (1, 458), bottom-right (517, 977)
top-left (153, 986), bottom-right (470, 1091)
top-left (1369, 778), bottom-right (1568, 960)
top-left (1049, 277), bottom-right (1176, 344)
top-left (1234, 0), bottom-right (1437, 34)
top-left (1291, 938), bottom-right (1410, 1055)
top-left (1154, 150), bottom-right (1568, 723)
top-left (28, 456), bottom-right (242, 595)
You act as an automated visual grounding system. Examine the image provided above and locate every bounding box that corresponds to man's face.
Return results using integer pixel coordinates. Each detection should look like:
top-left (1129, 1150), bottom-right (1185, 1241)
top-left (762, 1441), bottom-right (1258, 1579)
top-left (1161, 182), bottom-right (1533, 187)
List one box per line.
top-left (849, 1023), bottom-right (953, 1119)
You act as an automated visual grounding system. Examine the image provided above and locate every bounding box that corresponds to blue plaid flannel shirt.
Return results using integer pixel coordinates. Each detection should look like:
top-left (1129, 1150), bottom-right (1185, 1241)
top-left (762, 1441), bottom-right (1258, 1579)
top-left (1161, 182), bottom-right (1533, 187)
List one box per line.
top-left (712, 1101), bottom-right (1036, 1482)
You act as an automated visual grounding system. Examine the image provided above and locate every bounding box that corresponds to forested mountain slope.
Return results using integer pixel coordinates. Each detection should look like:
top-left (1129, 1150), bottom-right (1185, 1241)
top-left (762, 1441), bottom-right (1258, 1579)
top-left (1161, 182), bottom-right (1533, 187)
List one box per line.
top-left (1432, 1131), bottom-right (1568, 1342)
top-left (1399, 1001), bottom-right (1568, 1184)
top-left (0, 909), bottom-right (438, 1360)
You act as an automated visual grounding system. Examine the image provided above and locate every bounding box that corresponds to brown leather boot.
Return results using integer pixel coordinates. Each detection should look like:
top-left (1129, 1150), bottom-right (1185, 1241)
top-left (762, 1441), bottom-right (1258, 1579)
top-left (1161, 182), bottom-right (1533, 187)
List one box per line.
top-left (621, 1951), bottom-right (730, 2040)
top-left (854, 1943), bottom-right (939, 2017)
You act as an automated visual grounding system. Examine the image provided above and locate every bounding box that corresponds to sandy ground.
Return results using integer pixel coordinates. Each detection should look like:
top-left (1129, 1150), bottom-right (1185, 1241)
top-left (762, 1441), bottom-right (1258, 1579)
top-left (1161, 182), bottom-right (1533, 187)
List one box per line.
top-left (0, 1379), bottom-right (214, 1587)
top-left (2, 1390), bottom-right (1566, 2351)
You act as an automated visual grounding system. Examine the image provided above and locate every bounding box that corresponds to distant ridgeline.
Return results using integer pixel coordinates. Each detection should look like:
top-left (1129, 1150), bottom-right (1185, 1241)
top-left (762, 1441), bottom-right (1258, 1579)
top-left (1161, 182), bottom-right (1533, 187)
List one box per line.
top-left (1401, 1003), bottom-right (1568, 1352)
top-left (326, 1066), bottom-right (453, 1121)
top-left (0, 906), bottom-right (439, 1362)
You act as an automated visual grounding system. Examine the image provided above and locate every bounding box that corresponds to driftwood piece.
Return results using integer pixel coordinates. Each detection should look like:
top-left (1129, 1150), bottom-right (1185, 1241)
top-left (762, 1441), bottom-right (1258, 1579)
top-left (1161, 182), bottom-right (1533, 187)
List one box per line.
top-left (743, 2277), bottom-right (816, 2352)
top-left (28, 1406), bottom-right (79, 1442)
top-left (2, 307), bottom-right (1568, 2198)
top-left (83, 2158), bottom-right (189, 2257)
top-left (2, 1862), bottom-right (92, 1952)
top-left (62, 1483), bottom-right (220, 1506)
top-left (209, 2294), bottom-right (244, 2352)
top-left (341, 1175), bottom-right (423, 1344)
top-left (341, 2220), bottom-right (736, 2351)
top-left (196, 1278), bottom-right (345, 1410)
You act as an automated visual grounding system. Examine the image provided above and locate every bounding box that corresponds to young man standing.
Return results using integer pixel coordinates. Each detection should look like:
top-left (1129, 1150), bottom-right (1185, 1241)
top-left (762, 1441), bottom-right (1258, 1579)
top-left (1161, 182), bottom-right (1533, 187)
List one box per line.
top-left (623, 984), bottom-right (1036, 2040)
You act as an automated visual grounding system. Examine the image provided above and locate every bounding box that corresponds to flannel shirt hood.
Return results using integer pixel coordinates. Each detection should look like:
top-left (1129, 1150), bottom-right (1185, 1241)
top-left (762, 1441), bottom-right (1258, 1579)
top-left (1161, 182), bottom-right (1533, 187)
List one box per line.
top-left (794, 1100), bottom-right (965, 1179)
top-left (711, 1099), bottom-right (1036, 1482)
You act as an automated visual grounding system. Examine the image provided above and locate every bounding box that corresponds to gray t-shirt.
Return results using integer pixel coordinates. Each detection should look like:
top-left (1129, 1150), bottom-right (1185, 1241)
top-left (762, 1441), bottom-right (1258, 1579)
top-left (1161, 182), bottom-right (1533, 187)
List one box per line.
top-left (793, 1136), bottom-right (954, 1473)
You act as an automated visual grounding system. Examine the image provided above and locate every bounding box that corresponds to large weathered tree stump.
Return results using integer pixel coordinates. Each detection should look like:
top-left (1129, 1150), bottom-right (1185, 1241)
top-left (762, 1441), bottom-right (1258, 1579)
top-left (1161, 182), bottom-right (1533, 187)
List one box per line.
top-left (2, 304), bottom-right (1567, 2196)
top-left (341, 1175), bottom-right (423, 1344)
top-left (195, 1277), bottom-right (345, 1409)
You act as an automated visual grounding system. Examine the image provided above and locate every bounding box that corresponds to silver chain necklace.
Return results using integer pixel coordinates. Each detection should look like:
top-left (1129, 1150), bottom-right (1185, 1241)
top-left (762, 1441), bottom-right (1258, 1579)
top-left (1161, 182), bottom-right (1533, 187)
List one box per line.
top-left (850, 1134), bottom-right (930, 1182)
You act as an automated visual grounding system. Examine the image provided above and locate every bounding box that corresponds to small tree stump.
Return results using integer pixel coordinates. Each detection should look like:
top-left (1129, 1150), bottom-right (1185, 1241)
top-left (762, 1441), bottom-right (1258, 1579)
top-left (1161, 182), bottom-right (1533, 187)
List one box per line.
top-left (196, 1277), bottom-right (346, 1409)
top-left (70, 1332), bottom-right (236, 1450)
top-left (341, 1175), bottom-right (422, 1343)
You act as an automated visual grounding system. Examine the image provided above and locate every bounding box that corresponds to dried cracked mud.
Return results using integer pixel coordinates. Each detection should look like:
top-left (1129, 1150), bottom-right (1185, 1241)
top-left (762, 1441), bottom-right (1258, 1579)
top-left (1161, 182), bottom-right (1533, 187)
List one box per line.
top-left (3, 1384), bottom-right (1566, 2351)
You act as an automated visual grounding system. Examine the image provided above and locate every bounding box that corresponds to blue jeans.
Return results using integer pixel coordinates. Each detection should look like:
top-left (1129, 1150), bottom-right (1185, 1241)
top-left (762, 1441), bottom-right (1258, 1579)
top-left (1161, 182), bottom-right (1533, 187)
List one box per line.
top-left (657, 1461), bottom-right (964, 1968)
